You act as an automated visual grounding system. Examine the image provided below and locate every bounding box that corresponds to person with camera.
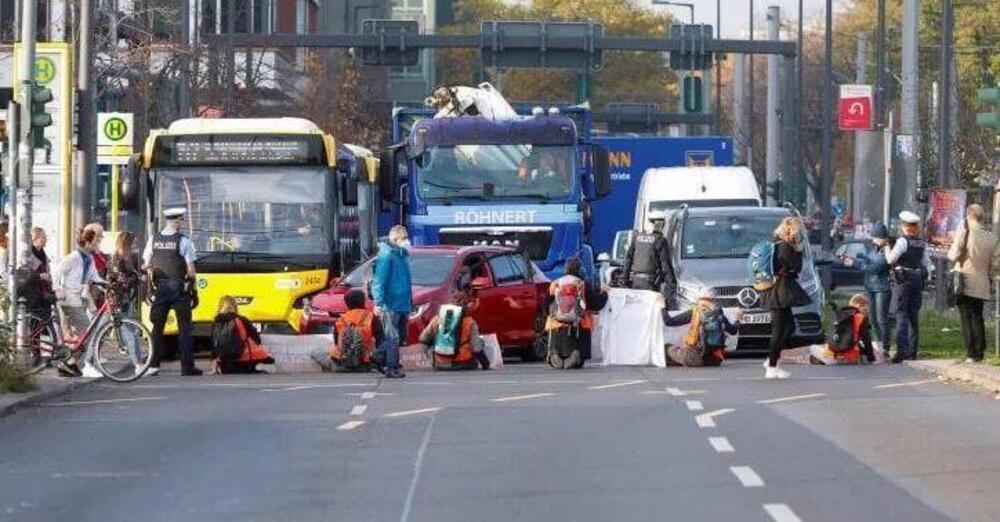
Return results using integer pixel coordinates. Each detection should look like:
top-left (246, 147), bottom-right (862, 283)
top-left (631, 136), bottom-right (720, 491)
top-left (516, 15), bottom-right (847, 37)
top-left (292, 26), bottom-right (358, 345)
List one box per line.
top-left (947, 204), bottom-right (1000, 364)
top-left (884, 211), bottom-right (928, 363)
top-left (142, 207), bottom-right (202, 376)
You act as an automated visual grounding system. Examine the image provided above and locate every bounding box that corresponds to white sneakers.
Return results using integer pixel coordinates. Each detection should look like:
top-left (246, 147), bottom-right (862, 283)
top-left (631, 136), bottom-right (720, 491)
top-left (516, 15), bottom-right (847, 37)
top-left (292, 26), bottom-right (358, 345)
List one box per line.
top-left (255, 363), bottom-right (277, 374)
top-left (80, 364), bottom-right (103, 379)
top-left (145, 367), bottom-right (160, 377)
top-left (763, 359), bottom-right (790, 379)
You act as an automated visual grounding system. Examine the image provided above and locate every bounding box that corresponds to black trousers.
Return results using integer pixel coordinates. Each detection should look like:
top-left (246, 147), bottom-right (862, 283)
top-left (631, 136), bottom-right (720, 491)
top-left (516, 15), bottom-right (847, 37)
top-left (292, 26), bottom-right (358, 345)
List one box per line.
top-left (768, 308), bottom-right (795, 367)
top-left (149, 280), bottom-right (196, 372)
top-left (957, 296), bottom-right (986, 362)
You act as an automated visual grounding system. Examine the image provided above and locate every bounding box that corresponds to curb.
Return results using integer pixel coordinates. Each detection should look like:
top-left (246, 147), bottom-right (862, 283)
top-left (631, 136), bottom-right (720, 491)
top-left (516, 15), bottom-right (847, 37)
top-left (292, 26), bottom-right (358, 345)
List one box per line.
top-left (905, 360), bottom-right (1000, 394)
top-left (0, 376), bottom-right (100, 418)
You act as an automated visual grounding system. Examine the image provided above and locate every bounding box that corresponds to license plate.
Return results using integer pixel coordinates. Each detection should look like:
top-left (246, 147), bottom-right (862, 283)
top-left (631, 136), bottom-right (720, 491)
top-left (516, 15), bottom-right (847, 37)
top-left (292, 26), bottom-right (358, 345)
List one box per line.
top-left (742, 312), bottom-right (771, 325)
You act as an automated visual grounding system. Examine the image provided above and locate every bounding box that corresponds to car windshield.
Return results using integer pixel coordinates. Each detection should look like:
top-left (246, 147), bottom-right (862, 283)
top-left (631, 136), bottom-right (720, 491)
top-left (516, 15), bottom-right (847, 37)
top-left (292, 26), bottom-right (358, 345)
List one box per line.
top-left (157, 166), bottom-right (329, 256)
top-left (648, 199), bottom-right (760, 218)
top-left (416, 145), bottom-right (574, 201)
top-left (342, 253), bottom-right (455, 287)
top-left (681, 215), bottom-right (788, 259)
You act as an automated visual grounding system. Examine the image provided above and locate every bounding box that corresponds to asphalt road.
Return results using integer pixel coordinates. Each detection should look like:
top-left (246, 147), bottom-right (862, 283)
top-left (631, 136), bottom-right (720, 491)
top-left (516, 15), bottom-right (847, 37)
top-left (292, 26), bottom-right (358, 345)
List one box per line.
top-left (1, 360), bottom-right (999, 522)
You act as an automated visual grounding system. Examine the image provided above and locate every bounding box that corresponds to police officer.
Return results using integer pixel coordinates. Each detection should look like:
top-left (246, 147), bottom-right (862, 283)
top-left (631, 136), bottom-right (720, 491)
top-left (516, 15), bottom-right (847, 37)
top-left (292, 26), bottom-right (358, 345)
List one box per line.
top-left (884, 210), bottom-right (928, 364)
top-left (142, 207), bottom-right (202, 376)
top-left (623, 217), bottom-right (674, 297)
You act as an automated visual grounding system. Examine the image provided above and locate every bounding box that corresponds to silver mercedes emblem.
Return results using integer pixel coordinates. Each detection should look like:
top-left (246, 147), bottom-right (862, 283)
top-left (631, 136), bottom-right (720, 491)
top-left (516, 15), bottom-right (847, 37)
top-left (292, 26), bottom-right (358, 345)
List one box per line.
top-left (737, 287), bottom-right (759, 308)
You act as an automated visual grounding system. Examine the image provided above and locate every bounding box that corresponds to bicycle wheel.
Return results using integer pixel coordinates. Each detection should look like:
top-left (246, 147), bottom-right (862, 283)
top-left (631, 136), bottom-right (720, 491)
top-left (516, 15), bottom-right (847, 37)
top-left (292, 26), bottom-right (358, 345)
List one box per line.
top-left (24, 313), bottom-right (60, 373)
top-left (92, 318), bottom-right (153, 383)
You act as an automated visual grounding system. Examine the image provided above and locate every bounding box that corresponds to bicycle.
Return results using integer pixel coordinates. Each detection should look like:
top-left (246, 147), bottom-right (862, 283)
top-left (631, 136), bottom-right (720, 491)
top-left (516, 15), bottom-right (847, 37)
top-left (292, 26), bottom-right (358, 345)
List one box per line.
top-left (25, 281), bottom-right (154, 383)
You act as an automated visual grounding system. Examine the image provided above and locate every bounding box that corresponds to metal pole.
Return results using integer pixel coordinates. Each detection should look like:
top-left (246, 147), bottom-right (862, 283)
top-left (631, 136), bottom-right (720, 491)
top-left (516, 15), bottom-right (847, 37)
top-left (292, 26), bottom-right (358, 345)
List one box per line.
top-left (901, 0), bottom-right (920, 211)
top-left (16, 0), bottom-right (36, 367)
top-left (733, 54), bottom-right (747, 164)
top-left (715, 0), bottom-right (721, 134)
top-left (766, 5), bottom-right (780, 206)
top-left (820, 0), bottom-right (833, 251)
top-left (748, 0), bottom-right (755, 176)
top-left (875, 0), bottom-right (886, 128)
top-left (225, 0), bottom-right (236, 114)
top-left (796, 0), bottom-right (804, 209)
top-left (883, 110), bottom-right (893, 225)
top-left (179, 0), bottom-right (191, 117)
top-left (75, 0), bottom-right (94, 230)
top-left (6, 102), bottom-right (19, 326)
top-left (938, 0), bottom-right (953, 188)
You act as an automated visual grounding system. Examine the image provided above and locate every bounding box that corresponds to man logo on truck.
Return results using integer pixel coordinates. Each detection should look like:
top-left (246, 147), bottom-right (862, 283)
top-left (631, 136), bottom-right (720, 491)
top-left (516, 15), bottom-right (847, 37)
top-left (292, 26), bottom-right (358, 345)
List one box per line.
top-left (454, 210), bottom-right (538, 225)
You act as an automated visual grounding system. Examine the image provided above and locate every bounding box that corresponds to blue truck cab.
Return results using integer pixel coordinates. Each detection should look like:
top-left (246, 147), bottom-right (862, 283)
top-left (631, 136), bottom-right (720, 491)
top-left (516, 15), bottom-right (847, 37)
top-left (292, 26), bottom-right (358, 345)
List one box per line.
top-left (378, 107), bottom-right (611, 282)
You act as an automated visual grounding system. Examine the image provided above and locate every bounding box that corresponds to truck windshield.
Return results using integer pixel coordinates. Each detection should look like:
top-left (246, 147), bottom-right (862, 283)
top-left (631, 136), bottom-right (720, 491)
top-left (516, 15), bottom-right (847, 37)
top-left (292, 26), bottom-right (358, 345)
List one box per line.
top-left (681, 215), bottom-right (784, 259)
top-left (156, 166), bottom-right (330, 257)
top-left (416, 144), bottom-right (574, 201)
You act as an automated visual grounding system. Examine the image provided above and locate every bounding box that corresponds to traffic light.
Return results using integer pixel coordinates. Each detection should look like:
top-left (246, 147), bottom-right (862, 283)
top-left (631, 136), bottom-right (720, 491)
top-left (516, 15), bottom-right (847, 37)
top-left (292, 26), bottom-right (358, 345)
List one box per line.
top-left (682, 75), bottom-right (703, 113)
top-left (977, 86), bottom-right (1000, 132)
top-left (29, 82), bottom-right (53, 149)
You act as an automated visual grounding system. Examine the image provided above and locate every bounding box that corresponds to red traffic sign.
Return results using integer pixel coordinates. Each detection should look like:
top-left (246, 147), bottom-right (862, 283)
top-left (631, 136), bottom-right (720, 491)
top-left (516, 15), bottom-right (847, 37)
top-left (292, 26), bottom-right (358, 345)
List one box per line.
top-left (838, 84), bottom-right (873, 130)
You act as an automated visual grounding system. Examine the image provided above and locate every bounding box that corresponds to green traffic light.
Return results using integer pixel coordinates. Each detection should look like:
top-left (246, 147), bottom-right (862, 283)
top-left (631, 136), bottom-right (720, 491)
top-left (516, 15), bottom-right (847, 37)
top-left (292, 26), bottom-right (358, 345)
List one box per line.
top-left (977, 87), bottom-right (1000, 132)
top-left (978, 113), bottom-right (1000, 131)
top-left (978, 87), bottom-right (1000, 104)
top-left (29, 83), bottom-right (53, 137)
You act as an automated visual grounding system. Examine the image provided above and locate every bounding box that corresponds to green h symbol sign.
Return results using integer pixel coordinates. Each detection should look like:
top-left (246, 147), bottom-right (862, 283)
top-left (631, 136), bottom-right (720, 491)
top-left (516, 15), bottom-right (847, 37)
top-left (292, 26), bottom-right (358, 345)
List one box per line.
top-left (104, 117), bottom-right (128, 142)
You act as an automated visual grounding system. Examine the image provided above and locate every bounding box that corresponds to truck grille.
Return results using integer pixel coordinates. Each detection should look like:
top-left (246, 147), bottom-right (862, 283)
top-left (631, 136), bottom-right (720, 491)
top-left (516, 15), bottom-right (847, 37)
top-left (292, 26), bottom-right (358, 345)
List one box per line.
top-left (439, 228), bottom-right (553, 260)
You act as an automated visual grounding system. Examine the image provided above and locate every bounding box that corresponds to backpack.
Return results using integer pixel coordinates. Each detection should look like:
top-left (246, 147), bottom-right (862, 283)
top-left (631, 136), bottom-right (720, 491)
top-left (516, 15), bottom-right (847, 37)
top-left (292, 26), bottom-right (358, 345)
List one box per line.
top-left (830, 306), bottom-right (861, 354)
top-left (747, 240), bottom-right (777, 291)
top-left (433, 304), bottom-right (464, 356)
top-left (551, 275), bottom-right (586, 325)
top-left (338, 314), bottom-right (372, 368)
top-left (211, 315), bottom-right (243, 364)
top-left (685, 304), bottom-right (727, 356)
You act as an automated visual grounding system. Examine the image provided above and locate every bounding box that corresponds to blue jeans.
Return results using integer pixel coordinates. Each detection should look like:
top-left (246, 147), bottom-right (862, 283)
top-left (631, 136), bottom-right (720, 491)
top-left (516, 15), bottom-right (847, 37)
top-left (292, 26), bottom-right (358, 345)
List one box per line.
top-left (866, 290), bottom-right (891, 352)
top-left (376, 311), bottom-right (407, 371)
top-left (892, 278), bottom-right (924, 361)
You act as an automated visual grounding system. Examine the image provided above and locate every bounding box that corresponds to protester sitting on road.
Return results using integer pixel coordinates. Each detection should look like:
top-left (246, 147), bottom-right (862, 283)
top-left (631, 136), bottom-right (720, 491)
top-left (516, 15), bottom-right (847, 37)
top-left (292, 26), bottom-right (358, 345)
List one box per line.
top-left (810, 294), bottom-right (876, 365)
top-left (663, 289), bottom-right (743, 367)
top-left (545, 257), bottom-right (608, 370)
top-left (761, 217), bottom-right (811, 379)
top-left (417, 290), bottom-right (491, 371)
top-left (947, 204), bottom-right (1000, 364)
top-left (327, 289), bottom-right (383, 372)
top-left (53, 228), bottom-right (106, 377)
top-left (843, 221), bottom-right (892, 359)
top-left (210, 296), bottom-right (276, 374)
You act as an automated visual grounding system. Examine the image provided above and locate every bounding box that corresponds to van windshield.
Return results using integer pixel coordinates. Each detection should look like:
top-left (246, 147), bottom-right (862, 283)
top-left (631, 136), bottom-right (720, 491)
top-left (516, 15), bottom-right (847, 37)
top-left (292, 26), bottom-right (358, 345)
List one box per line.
top-left (648, 199), bottom-right (761, 218)
top-left (681, 215), bottom-right (784, 259)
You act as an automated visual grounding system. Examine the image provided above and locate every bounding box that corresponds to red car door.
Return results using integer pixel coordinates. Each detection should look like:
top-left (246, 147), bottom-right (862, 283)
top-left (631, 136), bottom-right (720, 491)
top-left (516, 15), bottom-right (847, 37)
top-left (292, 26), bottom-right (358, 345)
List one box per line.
top-left (482, 253), bottom-right (538, 347)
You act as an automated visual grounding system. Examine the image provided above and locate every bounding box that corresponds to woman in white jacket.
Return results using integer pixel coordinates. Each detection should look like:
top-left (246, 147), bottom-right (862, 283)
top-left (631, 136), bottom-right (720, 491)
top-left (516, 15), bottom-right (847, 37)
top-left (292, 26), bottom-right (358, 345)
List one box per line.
top-left (54, 228), bottom-right (105, 377)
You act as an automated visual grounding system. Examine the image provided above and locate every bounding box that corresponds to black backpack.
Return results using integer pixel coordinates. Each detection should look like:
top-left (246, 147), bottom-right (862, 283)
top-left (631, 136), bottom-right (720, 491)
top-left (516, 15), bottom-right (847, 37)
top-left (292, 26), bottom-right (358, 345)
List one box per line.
top-left (211, 315), bottom-right (244, 364)
top-left (829, 305), bottom-right (860, 354)
top-left (338, 317), bottom-right (370, 369)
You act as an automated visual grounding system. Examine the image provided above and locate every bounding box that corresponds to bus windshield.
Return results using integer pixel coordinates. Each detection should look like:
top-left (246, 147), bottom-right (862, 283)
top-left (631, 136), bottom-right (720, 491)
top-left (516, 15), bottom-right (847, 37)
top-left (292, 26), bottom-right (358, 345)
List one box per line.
top-left (156, 166), bottom-right (330, 257)
top-left (416, 144), bottom-right (574, 201)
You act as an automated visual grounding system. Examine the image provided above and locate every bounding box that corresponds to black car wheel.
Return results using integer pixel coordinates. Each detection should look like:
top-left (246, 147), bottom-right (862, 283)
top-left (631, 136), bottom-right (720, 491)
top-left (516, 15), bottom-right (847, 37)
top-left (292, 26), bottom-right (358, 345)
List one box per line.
top-left (523, 313), bottom-right (549, 362)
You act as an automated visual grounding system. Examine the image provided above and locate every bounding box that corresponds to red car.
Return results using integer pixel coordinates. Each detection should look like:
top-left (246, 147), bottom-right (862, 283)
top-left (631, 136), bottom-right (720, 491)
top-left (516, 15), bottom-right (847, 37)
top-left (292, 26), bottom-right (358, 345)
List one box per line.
top-left (299, 246), bottom-right (551, 360)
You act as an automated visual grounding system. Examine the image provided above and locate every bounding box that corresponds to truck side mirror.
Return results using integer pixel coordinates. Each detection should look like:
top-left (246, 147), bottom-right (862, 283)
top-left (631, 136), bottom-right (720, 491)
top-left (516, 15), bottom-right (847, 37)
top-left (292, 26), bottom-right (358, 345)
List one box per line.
top-left (379, 148), bottom-right (399, 202)
top-left (341, 176), bottom-right (359, 207)
top-left (592, 144), bottom-right (611, 198)
top-left (120, 154), bottom-right (142, 211)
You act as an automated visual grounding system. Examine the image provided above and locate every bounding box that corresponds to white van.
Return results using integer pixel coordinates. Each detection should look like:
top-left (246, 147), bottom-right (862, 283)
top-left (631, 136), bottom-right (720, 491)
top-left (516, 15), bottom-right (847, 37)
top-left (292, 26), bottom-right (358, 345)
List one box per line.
top-left (633, 166), bottom-right (761, 230)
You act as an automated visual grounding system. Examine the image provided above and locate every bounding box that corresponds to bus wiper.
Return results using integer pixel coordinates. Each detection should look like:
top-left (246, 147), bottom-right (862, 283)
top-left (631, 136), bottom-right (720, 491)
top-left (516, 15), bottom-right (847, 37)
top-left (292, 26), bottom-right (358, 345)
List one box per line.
top-left (237, 252), bottom-right (317, 269)
top-left (195, 251), bottom-right (237, 263)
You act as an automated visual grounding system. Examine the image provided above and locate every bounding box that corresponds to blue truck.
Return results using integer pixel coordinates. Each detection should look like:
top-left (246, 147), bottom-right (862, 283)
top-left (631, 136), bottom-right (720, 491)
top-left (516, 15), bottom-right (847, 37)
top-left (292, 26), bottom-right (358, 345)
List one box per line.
top-left (588, 136), bottom-right (734, 256)
top-left (378, 106), bottom-right (611, 281)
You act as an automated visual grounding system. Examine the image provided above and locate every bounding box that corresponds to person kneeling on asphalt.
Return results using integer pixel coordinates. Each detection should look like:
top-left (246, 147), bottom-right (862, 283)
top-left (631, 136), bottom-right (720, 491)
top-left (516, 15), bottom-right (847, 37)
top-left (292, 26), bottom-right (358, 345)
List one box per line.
top-left (417, 291), bottom-right (490, 371)
top-left (809, 294), bottom-right (876, 366)
top-left (545, 257), bottom-right (609, 370)
top-left (330, 289), bottom-right (383, 372)
top-left (210, 296), bottom-right (276, 374)
top-left (663, 289), bottom-right (742, 367)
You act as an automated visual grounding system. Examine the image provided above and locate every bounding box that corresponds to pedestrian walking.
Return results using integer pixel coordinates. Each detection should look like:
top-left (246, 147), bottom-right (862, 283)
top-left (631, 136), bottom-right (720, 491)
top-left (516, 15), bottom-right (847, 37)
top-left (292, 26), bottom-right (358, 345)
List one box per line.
top-left (143, 207), bottom-right (202, 376)
top-left (947, 204), bottom-right (1000, 364)
top-left (885, 211), bottom-right (928, 363)
top-left (545, 256), bottom-right (608, 370)
top-left (53, 228), bottom-right (105, 377)
top-left (371, 225), bottom-right (412, 379)
top-left (761, 217), bottom-right (811, 379)
top-left (83, 223), bottom-right (109, 278)
top-left (109, 231), bottom-right (142, 308)
top-left (623, 217), bottom-right (673, 300)
top-left (844, 221), bottom-right (892, 359)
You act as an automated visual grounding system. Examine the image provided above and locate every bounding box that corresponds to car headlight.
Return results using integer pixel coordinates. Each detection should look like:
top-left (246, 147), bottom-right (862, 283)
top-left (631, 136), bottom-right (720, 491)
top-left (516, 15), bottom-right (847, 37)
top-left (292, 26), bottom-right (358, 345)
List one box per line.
top-left (677, 284), bottom-right (705, 304)
top-left (410, 303), bottom-right (430, 320)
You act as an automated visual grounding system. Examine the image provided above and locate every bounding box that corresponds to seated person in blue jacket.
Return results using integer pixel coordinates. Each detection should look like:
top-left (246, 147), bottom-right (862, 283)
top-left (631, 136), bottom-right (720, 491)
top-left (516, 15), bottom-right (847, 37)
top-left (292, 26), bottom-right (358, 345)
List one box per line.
top-left (662, 288), bottom-right (743, 367)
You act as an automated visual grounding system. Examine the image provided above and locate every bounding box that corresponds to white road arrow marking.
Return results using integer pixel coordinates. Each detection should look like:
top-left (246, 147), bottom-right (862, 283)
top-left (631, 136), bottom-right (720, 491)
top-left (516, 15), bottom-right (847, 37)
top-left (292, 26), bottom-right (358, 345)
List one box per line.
top-left (695, 408), bottom-right (735, 428)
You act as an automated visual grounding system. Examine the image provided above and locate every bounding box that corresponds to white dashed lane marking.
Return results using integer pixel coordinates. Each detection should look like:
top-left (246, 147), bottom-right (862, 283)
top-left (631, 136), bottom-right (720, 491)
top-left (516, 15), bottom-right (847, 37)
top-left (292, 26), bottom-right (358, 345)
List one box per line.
top-left (764, 503), bottom-right (803, 522)
top-left (361, 392), bottom-right (377, 400)
top-left (384, 408), bottom-right (443, 418)
top-left (336, 420), bottom-right (365, 431)
top-left (262, 383), bottom-right (372, 392)
top-left (588, 380), bottom-right (647, 390)
top-left (695, 408), bottom-right (735, 429)
top-left (491, 393), bottom-right (554, 403)
top-left (873, 379), bottom-right (939, 389)
top-left (708, 437), bottom-right (734, 453)
top-left (685, 400), bottom-right (704, 411)
top-left (349, 405), bottom-right (368, 416)
top-left (43, 397), bottom-right (165, 407)
top-left (730, 466), bottom-right (765, 488)
top-left (756, 393), bottom-right (826, 405)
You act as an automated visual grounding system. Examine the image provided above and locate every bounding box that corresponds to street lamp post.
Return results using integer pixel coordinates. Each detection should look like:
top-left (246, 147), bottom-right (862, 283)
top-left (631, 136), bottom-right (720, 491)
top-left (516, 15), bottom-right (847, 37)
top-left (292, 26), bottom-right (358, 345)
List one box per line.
top-left (652, 0), bottom-right (695, 24)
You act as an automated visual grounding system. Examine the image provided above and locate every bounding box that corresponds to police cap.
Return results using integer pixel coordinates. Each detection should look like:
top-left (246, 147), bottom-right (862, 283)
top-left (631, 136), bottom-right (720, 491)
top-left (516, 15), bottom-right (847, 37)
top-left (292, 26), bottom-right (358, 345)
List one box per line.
top-left (898, 211), bottom-right (921, 225)
top-left (164, 207), bottom-right (187, 220)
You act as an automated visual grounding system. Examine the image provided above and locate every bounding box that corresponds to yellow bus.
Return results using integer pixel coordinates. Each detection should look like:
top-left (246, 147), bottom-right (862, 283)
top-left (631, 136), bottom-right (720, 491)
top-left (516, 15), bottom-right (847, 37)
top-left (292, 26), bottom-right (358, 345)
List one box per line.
top-left (118, 117), bottom-right (373, 335)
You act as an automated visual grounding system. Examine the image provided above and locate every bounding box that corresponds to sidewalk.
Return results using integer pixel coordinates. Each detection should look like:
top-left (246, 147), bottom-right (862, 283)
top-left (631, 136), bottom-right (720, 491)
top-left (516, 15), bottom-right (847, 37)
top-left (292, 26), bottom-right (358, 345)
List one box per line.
top-left (906, 359), bottom-right (1000, 394)
top-left (0, 370), bottom-right (99, 417)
